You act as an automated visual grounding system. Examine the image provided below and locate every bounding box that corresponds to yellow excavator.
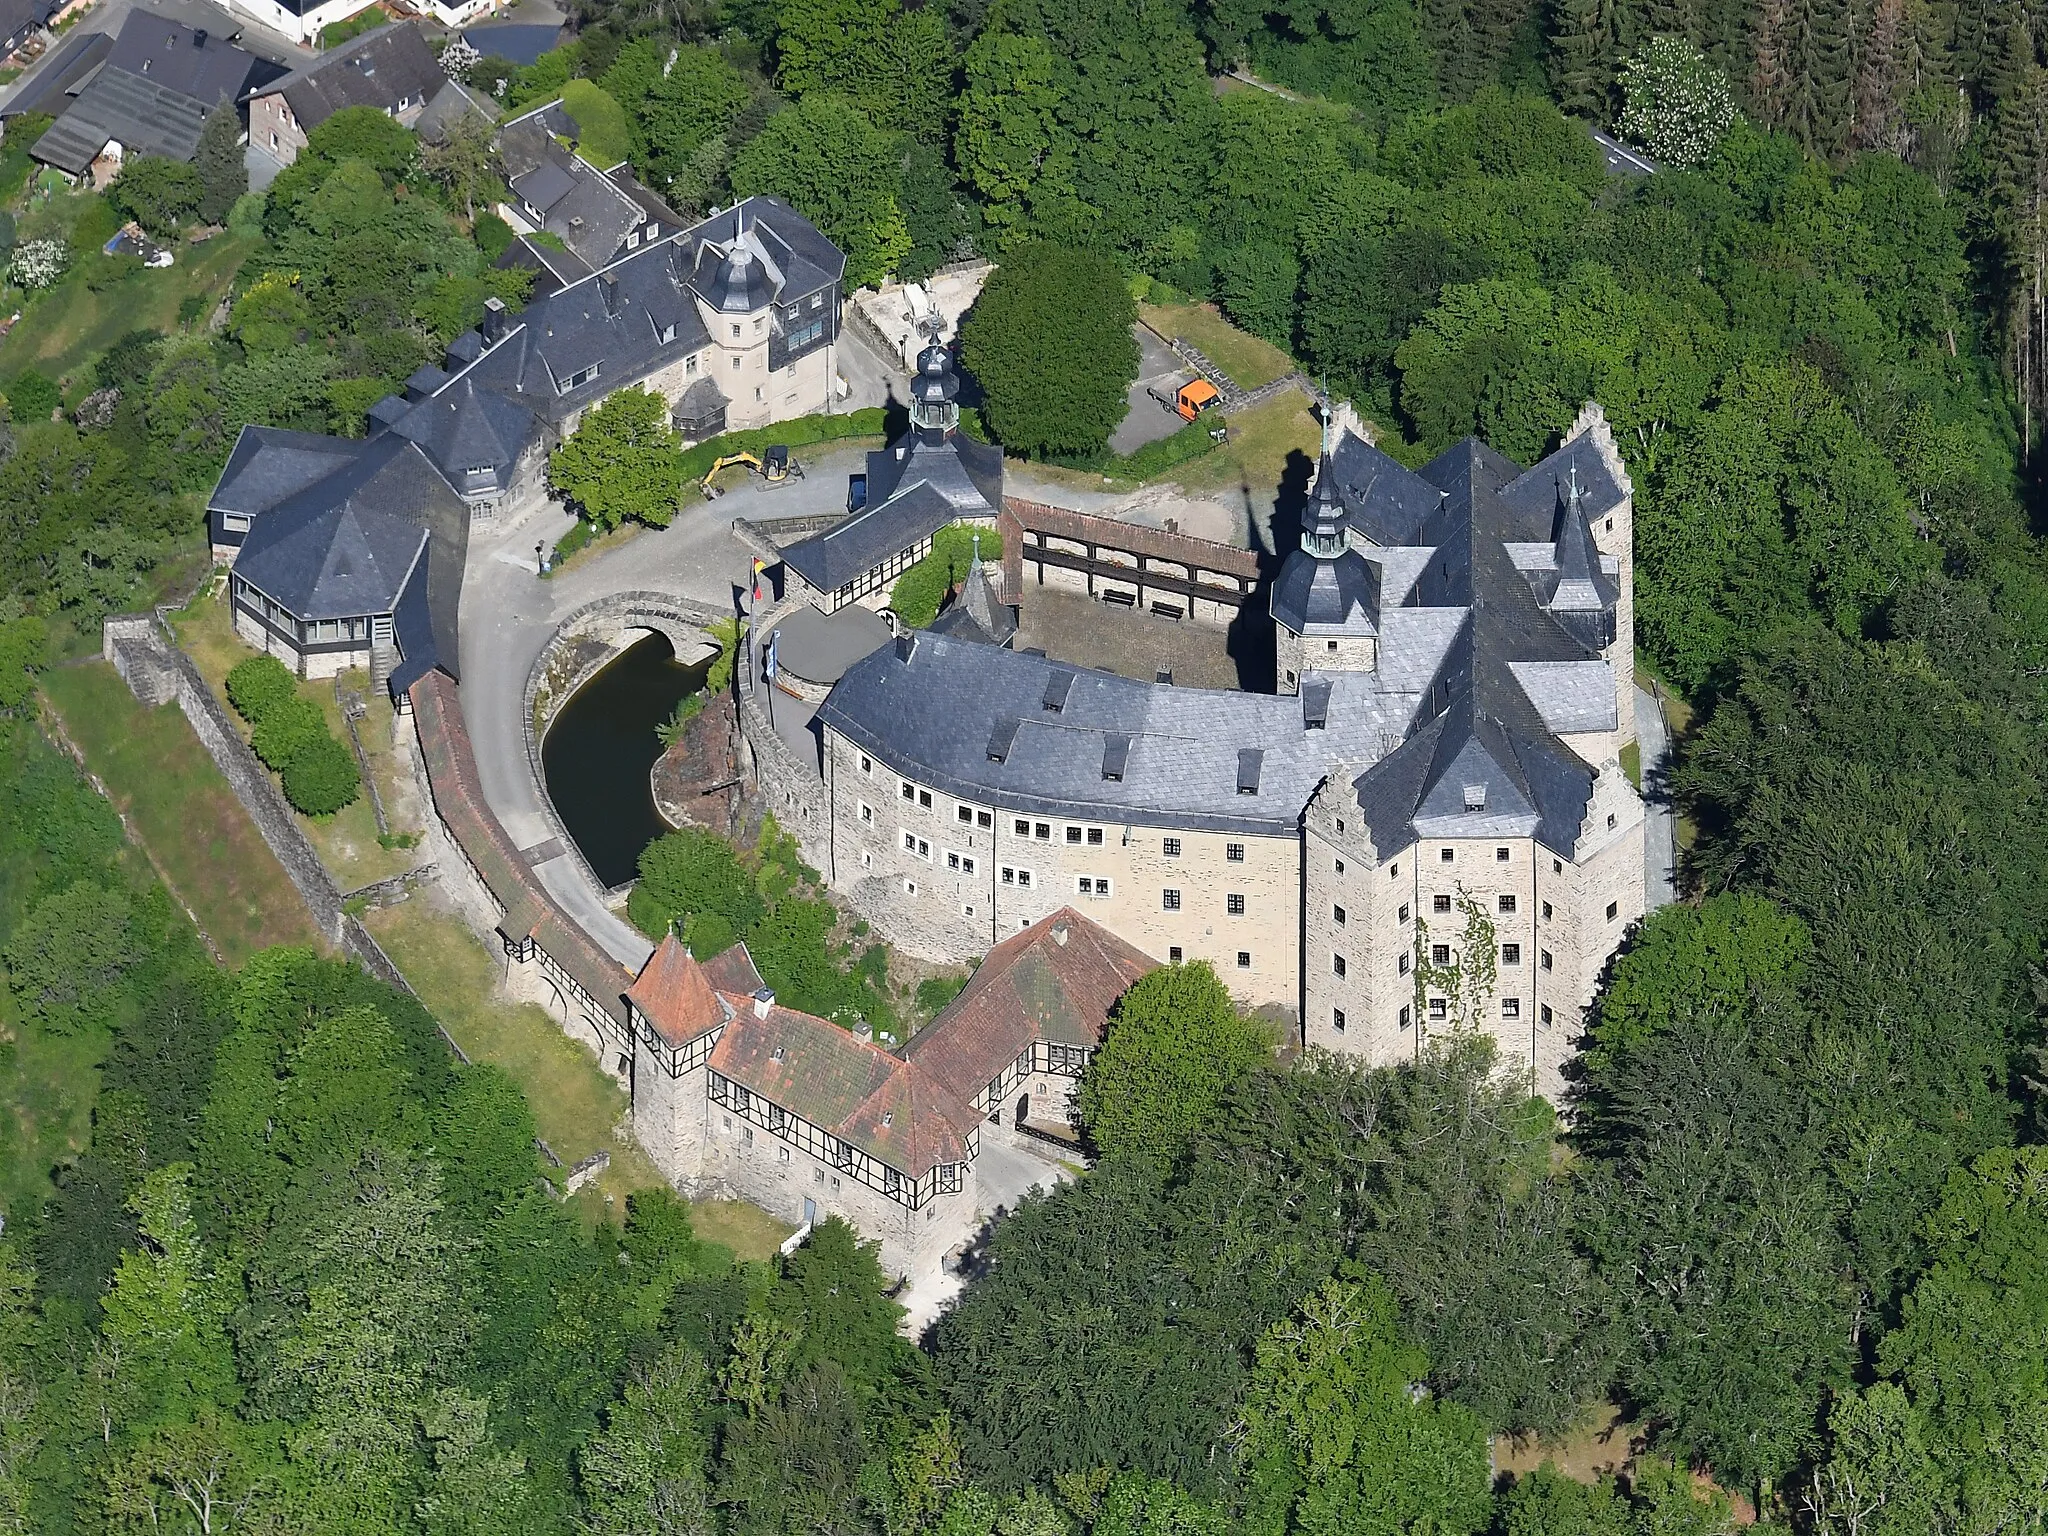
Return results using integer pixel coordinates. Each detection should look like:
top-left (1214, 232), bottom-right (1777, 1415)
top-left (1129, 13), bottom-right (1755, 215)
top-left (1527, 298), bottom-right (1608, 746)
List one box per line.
top-left (700, 445), bottom-right (804, 498)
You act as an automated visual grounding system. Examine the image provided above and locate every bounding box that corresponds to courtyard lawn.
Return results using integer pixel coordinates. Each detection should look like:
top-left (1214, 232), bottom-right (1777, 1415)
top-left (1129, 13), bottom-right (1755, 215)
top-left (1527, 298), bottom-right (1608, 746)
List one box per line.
top-left (1163, 386), bottom-right (1323, 497)
top-left (363, 899), bottom-right (792, 1257)
top-left (1140, 301), bottom-right (1296, 390)
top-left (172, 587), bottom-right (423, 892)
top-left (39, 662), bottom-right (324, 962)
top-left (0, 231), bottom-right (259, 395)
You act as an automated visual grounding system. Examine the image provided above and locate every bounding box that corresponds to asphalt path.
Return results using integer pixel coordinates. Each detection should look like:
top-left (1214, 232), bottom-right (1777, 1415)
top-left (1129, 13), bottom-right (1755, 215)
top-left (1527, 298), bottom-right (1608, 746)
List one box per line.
top-left (457, 441), bottom-right (872, 967)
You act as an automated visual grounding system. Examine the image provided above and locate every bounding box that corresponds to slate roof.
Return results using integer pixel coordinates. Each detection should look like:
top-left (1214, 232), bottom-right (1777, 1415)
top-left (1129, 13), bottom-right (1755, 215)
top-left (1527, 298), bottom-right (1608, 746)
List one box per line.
top-left (3, 29), bottom-right (111, 120)
top-left (233, 491), bottom-right (426, 621)
top-left (414, 77), bottom-right (499, 144)
top-left (0, 0), bottom-right (55, 53)
top-left (929, 557), bottom-right (1016, 647)
top-left (258, 22), bottom-right (441, 131)
top-left (390, 376), bottom-right (534, 486)
top-left (103, 11), bottom-right (281, 106)
top-left (210, 426), bottom-right (366, 516)
top-left (689, 197), bottom-right (843, 306)
top-left (35, 65), bottom-right (215, 172)
top-left (498, 102), bottom-right (646, 274)
top-left (822, 417), bottom-right (1633, 856)
top-left (902, 908), bottom-right (1154, 1108)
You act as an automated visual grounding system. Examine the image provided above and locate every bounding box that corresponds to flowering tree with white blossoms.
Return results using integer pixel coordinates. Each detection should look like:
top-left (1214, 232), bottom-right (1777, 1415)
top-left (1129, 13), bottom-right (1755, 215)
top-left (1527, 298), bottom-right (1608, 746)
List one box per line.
top-left (8, 239), bottom-right (65, 291)
top-left (439, 36), bottom-right (480, 81)
top-left (1617, 36), bottom-right (1735, 170)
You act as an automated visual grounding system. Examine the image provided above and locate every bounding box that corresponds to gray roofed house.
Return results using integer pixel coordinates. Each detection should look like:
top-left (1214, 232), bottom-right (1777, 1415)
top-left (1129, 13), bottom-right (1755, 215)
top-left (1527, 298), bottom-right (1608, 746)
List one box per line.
top-left (268, 21), bottom-right (440, 126)
top-left (389, 375), bottom-right (536, 506)
top-left (782, 338), bottom-right (999, 611)
top-left (31, 11), bottom-right (285, 179)
top-left (414, 77), bottom-right (500, 145)
top-left (222, 433), bottom-right (467, 691)
top-left (0, 0), bottom-right (56, 57)
top-left (495, 100), bottom-right (654, 280)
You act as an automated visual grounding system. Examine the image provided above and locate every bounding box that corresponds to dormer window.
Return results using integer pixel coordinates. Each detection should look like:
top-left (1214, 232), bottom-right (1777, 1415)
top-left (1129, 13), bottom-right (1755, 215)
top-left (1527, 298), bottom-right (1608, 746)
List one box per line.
top-left (558, 363), bottom-right (599, 392)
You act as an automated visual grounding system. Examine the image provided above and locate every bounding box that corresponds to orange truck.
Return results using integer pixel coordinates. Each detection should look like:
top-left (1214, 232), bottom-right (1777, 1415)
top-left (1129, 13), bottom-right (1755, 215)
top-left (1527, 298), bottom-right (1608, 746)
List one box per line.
top-left (1150, 377), bottom-right (1222, 422)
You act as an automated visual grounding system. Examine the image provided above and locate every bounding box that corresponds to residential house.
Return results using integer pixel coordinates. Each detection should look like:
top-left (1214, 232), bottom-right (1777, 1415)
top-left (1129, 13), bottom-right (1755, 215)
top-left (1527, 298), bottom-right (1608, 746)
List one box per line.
top-left (493, 100), bottom-right (669, 288)
top-left (0, 0), bottom-right (58, 62)
top-left (30, 11), bottom-right (284, 187)
top-left (245, 21), bottom-right (440, 166)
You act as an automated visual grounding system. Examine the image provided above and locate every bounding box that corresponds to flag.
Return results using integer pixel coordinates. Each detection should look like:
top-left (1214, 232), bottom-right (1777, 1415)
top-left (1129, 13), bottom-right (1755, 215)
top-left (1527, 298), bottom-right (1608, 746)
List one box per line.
top-left (764, 631), bottom-right (780, 681)
top-left (751, 557), bottom-right (766, 604)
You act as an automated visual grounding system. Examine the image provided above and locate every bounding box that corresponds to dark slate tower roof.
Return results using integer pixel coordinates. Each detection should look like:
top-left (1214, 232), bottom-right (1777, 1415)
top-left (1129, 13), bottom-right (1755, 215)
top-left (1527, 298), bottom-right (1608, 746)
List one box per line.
top-left (1271, 444), bottom-right (1381, 636)
top-left (390, 378), bottom-right (536, 486)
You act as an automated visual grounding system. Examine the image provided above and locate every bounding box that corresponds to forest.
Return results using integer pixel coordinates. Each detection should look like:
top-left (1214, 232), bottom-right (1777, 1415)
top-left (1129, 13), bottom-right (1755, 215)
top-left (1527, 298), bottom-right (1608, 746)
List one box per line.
top-left (4, 0), bottom-right (2048, 1528)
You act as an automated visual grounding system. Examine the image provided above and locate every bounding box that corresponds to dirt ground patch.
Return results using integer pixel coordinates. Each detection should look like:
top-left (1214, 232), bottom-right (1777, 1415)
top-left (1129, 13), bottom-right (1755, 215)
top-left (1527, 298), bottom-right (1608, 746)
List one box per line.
top-left (652, 693), bottom-right (739, 832)
top-left (1014, 587), bottom-right (1245, 691)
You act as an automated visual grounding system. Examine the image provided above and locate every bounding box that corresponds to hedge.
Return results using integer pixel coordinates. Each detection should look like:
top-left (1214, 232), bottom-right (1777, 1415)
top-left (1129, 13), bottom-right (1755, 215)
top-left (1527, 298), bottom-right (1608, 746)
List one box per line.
top-left (676, 407), bottom-right (888, 482)
top-left (250, 696), bottom-right (326, 771)
top-left (281, 732), bottom-right (361, 816)
top-left (225, 654), bottom-right (296, 724)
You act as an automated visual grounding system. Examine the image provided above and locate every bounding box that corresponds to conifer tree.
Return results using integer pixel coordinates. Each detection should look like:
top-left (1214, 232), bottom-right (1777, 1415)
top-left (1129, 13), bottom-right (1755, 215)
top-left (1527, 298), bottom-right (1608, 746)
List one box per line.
top-left (1552, 0), bottom-right (1628, 116)
top-left (193, 101), bottom-right (245, 227)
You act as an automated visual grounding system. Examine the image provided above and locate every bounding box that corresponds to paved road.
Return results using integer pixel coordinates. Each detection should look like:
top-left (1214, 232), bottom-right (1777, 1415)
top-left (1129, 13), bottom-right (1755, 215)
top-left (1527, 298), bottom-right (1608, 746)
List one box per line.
top-left (457, 443), bottom-right (873, 967)
top-left (1636, 683), bottom-right (1675, 908)
top-left (1109, 325), bottom-right (1191, 456)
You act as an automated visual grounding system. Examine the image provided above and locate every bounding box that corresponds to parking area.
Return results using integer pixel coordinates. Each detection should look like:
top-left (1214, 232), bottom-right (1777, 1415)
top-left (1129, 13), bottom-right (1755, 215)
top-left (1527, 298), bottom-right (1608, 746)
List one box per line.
top-left (1109, 324), bottom-right (1193, 456)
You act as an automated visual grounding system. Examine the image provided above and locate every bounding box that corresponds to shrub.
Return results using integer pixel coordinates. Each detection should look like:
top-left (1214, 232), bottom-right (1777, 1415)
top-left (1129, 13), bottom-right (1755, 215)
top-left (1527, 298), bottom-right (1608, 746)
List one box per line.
top-left (250, 695), bottom-right (327, 770)
top-left (282, 732), bottom-right (360, 815)
top-left (891, 521), bottom-right (1003, 629)
top-left (7, 369), bottom-right (57, 422)
top-left (473, 210), bottom-right (513, 259)
top-left (1617, 36), bottom-right (1735, 169)
top-left (560, 79), bottom-right (631, 168)
top-left (226, 654), bottom-right (298, 723)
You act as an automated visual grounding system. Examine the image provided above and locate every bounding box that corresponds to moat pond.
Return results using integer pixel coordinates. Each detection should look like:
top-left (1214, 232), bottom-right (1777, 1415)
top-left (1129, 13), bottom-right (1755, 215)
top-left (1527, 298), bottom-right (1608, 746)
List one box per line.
top-left (542, 632), bottom-right (711, 888)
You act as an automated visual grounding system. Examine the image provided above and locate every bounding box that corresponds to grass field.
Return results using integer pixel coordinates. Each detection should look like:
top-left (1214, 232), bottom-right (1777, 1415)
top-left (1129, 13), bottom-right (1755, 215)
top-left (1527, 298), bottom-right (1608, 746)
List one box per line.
top-left (0, 988), bottom-right (107, 1221)
top-left (1140, 301), bottom-right (1296, 390)
top-left (40, 663), bottom-right (323, 962)
top-left (173, 588), bottom-right (422, 891)
top-left (0, 232), bottom-right (257, 395)
top-left (1166, 387), bottom-right (1322, 496)
top-left (364, 899), bottom-right (792, 1258)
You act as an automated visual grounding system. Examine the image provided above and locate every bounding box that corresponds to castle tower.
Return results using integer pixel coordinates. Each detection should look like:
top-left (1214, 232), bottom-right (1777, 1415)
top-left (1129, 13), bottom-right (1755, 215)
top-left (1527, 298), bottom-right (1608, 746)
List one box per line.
top-left (1269, 424), bottom-right (1381, 694)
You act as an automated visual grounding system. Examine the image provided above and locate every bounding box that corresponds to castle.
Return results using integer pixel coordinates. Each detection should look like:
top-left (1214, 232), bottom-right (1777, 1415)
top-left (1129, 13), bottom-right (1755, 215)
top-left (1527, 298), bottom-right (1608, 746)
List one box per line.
top-left (775, 402), bottom-right (1645, 1100)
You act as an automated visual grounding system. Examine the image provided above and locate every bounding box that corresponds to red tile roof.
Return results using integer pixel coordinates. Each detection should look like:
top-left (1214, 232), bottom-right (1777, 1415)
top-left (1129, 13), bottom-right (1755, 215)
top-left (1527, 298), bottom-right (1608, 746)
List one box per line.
top-left (709, 999), bottom-right (980, 1177)
top-left (700, 940), bottom-right (765, 998)
top-left (627, 933), bottom-right (729, 1045)
top-left (901, 907), bottom-right (1156, 1107)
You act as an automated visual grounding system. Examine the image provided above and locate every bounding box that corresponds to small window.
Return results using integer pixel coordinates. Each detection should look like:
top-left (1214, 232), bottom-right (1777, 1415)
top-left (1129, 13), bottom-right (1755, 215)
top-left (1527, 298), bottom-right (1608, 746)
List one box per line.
top-left (902, 833), bottom-right (931, 860)
top-left (1333, 905), bottom-right (1346, 925)
top-left (1398, 952), bottom-right (1410, 975)
top-left (860, 851), bottom-right (871, 868)
top-left (1332, 954), bottom-right (1347, 978)
top-left (1440, 847), bottom-right (1454, 863)
top-left (1163, 837), bottom-right (1182, 857)
top-left (1066, 826), bottom-right (1083, 844)
top-left (1227, 894), bottom-right (1245, 916)
top-left (1169, 945), bottom-right (1183, 962)
top-left (957, 805), bottom-right (973, 824)
top-left (1607, 812), bottom-right (1618, 830)
top-left (1502, 998), bottom-right (1521, 1020)
top-left (1326, 639), bottom-right (1338, 651)
top-left (1428, 998), bottom-right (1448, 1020)
top-left (1034, 822), bottom-right (1051, 840)
top-left (1226, 843), bottom-right (1245, 863)
top-left (919, 790), bottom-right (932, 809)
top-left (1498, 894), bottom-right (1517, 914)
top-left (1607, 901), bottom-right (1619, 921)
top-left (1236, 951), bottom-right (1251, 969)
top-left (946, 851), bottom-right (977, 876)
top-left (1398, 903), bottom-right (1410, 922)
top-left (1553, 859), bottom-right (1563, 874)
top-left (858, 802), bottom-right (873, 825)
top-left (1399, 1005), bottom-right (1411, 1028)
top-left (1502, 943), bottom-right (1522, 964)
top-left (1162, 889), bottom-right (1181, 911)
top-left (1332, 1007), bottom-right (1346, 1033)
top-left (1087, 828), bottom-right (1104, 846)
top-left (1334, 857), bottom-right (1345, 874)
top-left (1431, 944), bottom-right (1450, 965)
top-left (1391, 862), bottom-right (1399, 877)
top-left (1541, 949), bottom-right (1552, 970)
top-left (900, 781), bottom-right (915, 802)
top-left (1433, 894), bottom-right (1452, 913)
top-left (859, 754), bottom-right (872, 774)
top-left (1077, 876), bottom-right (1112, 897)
top-left (1541, 1004), bottom-right (1554, 1025)
top-left (1541, 901), bottom-right (1553, 921)
top-left (977, 810), bottom-right (993, 829)
top-left (1336, 818), bottom-right (1345, 833)
top-left (731, 324), bottom-right (741, 339)
top-left (1496, 846), bottom-right (1510, 862)
top-left (1014, 818), bottom-right (1030, 836)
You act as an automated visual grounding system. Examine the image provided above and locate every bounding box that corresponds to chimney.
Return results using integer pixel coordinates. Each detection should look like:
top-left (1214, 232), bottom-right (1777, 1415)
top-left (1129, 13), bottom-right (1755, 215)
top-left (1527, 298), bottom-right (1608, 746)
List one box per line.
top-left (1051, 920), bottom-right (1069, 946)
top-left (480, 296), bottom-right (508, 346)
top-left (894, 632), bottom-right (916, 662)
top-left (855, 1021), bottom-right (873, 1042)
top-left (751, 987), bottom-right (774, 1018)
top-left (193, 28), bottom-right (206, 46)
top-left (600, 272), bottom-right (620, 317)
